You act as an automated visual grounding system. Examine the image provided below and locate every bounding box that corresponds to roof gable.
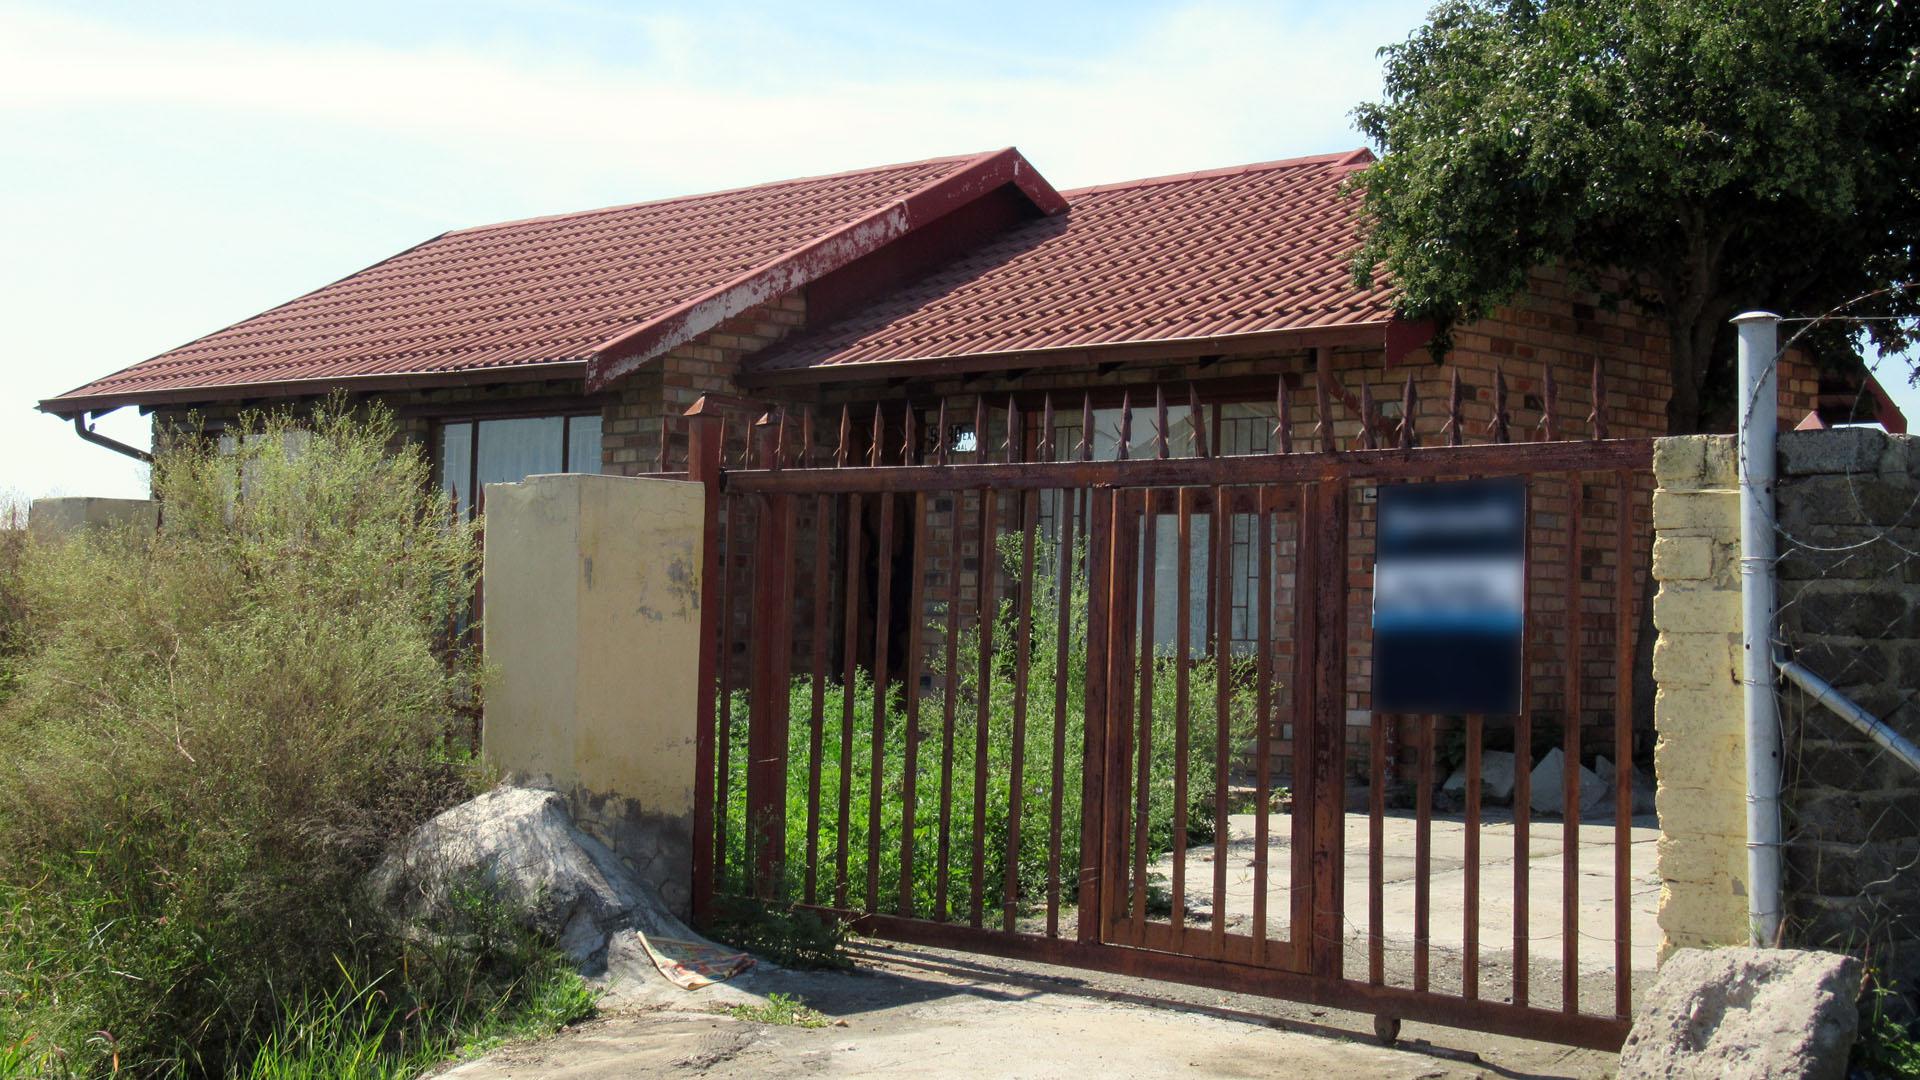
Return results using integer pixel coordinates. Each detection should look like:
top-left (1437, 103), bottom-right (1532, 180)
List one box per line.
top-left (748, 149), bottom-right (1395, 379)
top-left (43, 149), bottom-right (1064, 414)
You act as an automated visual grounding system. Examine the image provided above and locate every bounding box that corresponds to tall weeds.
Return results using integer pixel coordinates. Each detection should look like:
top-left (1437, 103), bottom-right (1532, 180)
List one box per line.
top-left (721, 534), bottom-right (1257, 916)
top-left (0, 404), bottom-right (534, 1076)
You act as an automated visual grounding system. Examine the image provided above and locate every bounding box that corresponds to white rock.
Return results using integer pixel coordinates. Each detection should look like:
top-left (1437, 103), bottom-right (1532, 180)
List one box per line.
top-left (1528, 747), bottom-right (1608, 816)
top-left (1440, 751), bottom-right (1518, 805)
top-left (1619, 947), bottom-right (1862, 1080)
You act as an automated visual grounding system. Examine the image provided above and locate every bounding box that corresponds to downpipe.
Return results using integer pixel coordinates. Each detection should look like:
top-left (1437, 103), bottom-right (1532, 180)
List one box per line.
top-left (1734, 311), bottom-right (1782, 947)
top-left (71, 410), bottom-right (154, 464)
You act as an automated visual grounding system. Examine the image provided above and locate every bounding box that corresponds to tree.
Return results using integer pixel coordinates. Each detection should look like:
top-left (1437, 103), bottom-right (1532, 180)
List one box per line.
top-left (1350, 0), bottom-right (1920, 433)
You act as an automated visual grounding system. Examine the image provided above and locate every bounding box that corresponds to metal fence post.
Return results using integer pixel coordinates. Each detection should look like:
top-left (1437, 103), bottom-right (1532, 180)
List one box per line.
top-left (1734, 310), bottom-right (1783, 946)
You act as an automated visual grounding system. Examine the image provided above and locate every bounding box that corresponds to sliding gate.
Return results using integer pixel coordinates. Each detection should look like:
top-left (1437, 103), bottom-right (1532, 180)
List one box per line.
top-left (686, 379), bottom-right (1652, 1050)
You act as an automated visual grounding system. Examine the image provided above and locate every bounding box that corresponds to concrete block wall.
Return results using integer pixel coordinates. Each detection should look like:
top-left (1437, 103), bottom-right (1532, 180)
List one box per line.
top-left (1771, 428), bottom-right (1920, 996)
top-left (1648, 434), bottom-right (1750, 955)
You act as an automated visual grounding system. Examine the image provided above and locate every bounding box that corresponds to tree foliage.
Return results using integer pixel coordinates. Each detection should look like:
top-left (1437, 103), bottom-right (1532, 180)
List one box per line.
top-left (1351, 0), bottom-right (1920, 431)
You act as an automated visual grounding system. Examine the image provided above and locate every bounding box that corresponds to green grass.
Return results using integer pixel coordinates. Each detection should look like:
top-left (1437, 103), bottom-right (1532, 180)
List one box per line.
top-left (719, 534), bottom-right (1259, 920)
top-left (727, 994), bottom-right (830, 1030)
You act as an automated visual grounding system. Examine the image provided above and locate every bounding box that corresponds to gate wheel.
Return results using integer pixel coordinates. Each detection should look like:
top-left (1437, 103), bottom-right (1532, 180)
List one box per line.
top-left (1372, 1014), bottom-right (1401, 1046)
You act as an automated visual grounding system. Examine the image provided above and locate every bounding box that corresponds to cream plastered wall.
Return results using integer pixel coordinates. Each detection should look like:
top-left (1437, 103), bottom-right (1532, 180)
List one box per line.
top-left (483, 473), bottom-right (704, 913)
top-left (1649, 435), bottom-right (1750, 955)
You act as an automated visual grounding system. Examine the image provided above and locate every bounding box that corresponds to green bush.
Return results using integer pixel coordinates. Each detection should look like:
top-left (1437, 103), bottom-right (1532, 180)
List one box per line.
top-left (0, 404), bottom-right (582, 1076)
top-left (719, 535), bottom-right (1257, 919)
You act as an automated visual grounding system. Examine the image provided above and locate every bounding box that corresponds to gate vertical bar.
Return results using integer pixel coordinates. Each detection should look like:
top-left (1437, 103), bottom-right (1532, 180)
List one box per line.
top-left (1307, 475), bottom-right (1349, 979)
top-left (1077, 487), bottom-right (1114, 943)
top-left (1613, 469), bottom-right (1636, 1015)
top-left (1563, 472), bottom-right (1584, 1012)
top-left (747, 419), bottom-right (794, 899)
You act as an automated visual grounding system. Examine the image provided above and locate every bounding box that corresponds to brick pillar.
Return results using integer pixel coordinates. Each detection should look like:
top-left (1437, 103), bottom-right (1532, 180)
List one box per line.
top-left (1649, 435), bottom-right (1749, 956)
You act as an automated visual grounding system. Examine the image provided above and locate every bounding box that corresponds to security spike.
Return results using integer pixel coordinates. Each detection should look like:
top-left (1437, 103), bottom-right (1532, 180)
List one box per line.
top-left (1359, 382), bottom-right (1377, 451)
top-left (1079, 393), bottom-right (1094, 462)
top-left (836, 405), bottom-right (851, 467)
top-left (1188, 384), bottom-right (1211, 458)
top-left (1275, 375), bottom-right (1293, 455)
top-left (1006, 395), bottom-right (1022, 464)
top-left (1541, 365), bottom-right (1558, 442)
top-left (1490, 366), bottom-right (1511, 444)
top-left (1397, 373), bottom-right (1416, 450)
top-left (936, 398), bottom-right (951, 467)
top-left (1314, 366), bottom-right (1335, 452)
top-left (1154, 385), bottom-right (1170, 460)
top-left (1446, 369), bottom-right (1463, 447)
top-left (772, 408), bottom-right (788, 471)
top-left (974, 396), bottom-right (988, 463)
top-left (870, 402), bottom-right (884, 467)
top-left (902, 403), bottom-right (918, 465)
top-left (801, 405), bottom-right (816, 469)
top-left (657, 415), bottom-right (671, 472)
top-left (1039, 394), bottom-right (1056, 461)
top-left (1116, 392), bottom-right (1132, 460)
top-left (1589, 357), bottom-right (1609, 440)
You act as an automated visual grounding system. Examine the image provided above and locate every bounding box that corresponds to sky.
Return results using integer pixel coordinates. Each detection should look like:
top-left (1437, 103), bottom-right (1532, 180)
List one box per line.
top-left (2, 0), bottom-right (1915, 502)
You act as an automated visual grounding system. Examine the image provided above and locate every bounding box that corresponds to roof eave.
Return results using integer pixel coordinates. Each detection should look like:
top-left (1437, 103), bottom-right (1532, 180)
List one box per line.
top-left (38, 359), bottom-right (592, 418)
top-left (581, 147), bottom-right (1068, 393)
top-left (738, 321), bottom-right (1401, 388)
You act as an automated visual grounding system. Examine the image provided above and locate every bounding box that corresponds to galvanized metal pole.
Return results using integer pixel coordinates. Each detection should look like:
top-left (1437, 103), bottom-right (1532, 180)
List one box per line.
top-left (1733, 310), bottom-right (1782, 947)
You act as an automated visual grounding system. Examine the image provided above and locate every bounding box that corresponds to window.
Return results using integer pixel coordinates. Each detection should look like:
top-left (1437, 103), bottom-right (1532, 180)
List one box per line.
top-left (440, 413), bottom-right (603, 516)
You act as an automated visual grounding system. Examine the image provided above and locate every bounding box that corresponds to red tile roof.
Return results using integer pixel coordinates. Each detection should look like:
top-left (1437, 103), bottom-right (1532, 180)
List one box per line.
top-left (749, 149), bottom-right (1393, 379)
top-left (44, 149), bottom-right (1064, 414)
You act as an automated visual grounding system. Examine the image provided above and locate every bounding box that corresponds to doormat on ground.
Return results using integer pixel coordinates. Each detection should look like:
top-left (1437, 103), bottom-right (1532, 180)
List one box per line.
top-left (637, 931), bottom-right (755, 990)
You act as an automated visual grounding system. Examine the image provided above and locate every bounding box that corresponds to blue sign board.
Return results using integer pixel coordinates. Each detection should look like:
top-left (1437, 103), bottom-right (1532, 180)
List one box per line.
top-left (1371, 478), bottom-right (1527, 716)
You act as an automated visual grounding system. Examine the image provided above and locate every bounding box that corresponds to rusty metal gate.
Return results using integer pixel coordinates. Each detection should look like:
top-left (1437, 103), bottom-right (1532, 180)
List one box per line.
top-left (686, 370), bottom-right (1652, 1050)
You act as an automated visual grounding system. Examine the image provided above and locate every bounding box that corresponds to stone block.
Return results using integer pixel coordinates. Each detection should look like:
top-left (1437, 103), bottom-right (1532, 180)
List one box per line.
top-left (1528, 746), bottom-right (1607, 816)
top-left (1653, 687), bottom-right (1744, 732)
top-left (1652, 489), bottom-right (1740, 532)
top-left (1618, 947), bottom-right (1862, 1080)
top-left (1651, 535), bottom-right (1714, 580)
top-left (1791, 585), bottom-right (1917, 639)
top-left (1778, 427), bottom-right (1889, 477)
top-left (1653, 583), bottom-right (1742, 634)
top-left (1778, 474), bottom-right (1920, 532)
top-left (1653, 436), bottom-right (1706, 489)
top-left (1652, 632), bottom-right (1738, 689)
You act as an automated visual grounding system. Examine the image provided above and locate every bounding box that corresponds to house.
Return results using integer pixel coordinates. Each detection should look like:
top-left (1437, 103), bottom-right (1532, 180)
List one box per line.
top-left (36, 146), bottom-right (1872, 777)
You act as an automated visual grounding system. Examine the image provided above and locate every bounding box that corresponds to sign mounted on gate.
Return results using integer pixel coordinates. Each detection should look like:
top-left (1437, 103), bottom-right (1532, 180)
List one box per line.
top-left (1371, 477), bottom-right (1527, 716)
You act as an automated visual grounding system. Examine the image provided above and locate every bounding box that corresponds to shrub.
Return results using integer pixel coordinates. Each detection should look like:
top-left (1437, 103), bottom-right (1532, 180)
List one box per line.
top-left (0, 404), bottom-right (501, 1075)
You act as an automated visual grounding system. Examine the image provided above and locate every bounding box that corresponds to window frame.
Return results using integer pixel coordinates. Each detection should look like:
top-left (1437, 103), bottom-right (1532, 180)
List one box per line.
top-left (435, 408), bottom-right (604, 516)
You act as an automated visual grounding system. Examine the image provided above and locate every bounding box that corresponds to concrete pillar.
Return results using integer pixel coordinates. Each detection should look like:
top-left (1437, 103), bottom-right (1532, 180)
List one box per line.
top-left (483, 473), bottom-right (704, 916)
top-left (1649, 435), bottom-right (1750, 955)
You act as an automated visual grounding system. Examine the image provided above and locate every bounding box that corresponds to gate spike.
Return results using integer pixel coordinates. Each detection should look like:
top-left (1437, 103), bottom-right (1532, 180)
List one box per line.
top-left (836, 405), bottom-right (851, 467)
top-left (1039, 394), bottom-right (1056, 461)
top-left (743, 417), bottom-right (757, 469)
top-left (1154, 385), bottom-right (1170, 460)
top-left (974, 396), bottom-right (989, 463)
top-left (772, 408), bottom-right (788, 471)
top-left (1589, 357), bottom-right (1609, 440)
top-left (1397, 373), bottom-right (1416, 450)
top-left (1446, 369), bottom-right (1463, 447)
top-left (1540, 365), bottom-right (1558, 442)
top-left (1006, 395), bottom-right (1023, 464)
top-left (1359, 382), bottom-right (1377, 451)
top-left (902, 402), bottom-right (918, 465)
top-left (1116, 392), bottom-right (1132, 460)
top-left (1490, 366), bottom-right (1511, 444)
top-left (1189, 384), bottom-right (1211, 458)
top-left (658, 415), bottom-right (671, 472)
top-left (1275, 375), bottom-right (1293, 454)
top-left (1314, 366), bottom-right (1334, 452)
top-left (1079, 393), bottom-right (1094, 462)
top-left (936, 398), bottom-right (950, 467)
top-left (801, 405), bottom-right (816, 469)
top-left (870, 402), bottom-right (884, 467)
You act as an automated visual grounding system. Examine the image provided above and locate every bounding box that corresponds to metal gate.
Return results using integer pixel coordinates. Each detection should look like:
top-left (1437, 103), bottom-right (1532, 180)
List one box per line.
top-left (686, 371), bottom-right (1652, 1050)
